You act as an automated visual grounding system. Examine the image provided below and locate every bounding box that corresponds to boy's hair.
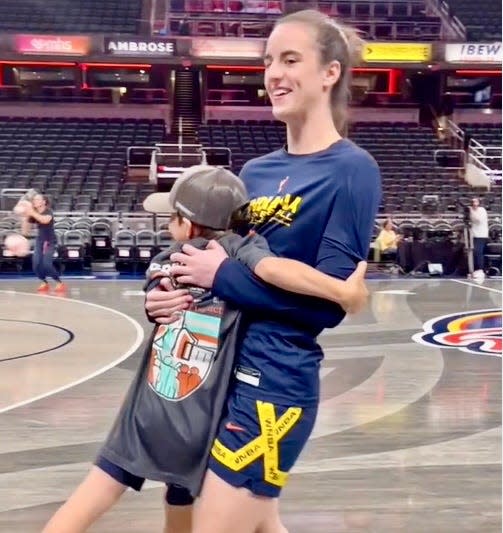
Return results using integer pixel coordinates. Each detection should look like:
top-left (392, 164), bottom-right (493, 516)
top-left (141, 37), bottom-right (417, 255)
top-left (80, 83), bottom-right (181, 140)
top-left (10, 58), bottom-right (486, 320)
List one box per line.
top-left (171, 212), bottom-right (224, 240)
top-left (171, 201), bottom-right (251, 240)
top-left (143, 165), bottom-right (248, 232)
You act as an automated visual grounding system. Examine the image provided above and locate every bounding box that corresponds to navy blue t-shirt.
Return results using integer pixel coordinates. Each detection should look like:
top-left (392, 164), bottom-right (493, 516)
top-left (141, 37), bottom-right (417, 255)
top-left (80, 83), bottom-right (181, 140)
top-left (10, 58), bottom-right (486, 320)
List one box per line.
top-left (32, 208), bottom-right (56, 244)
top-left (212, 139), bottom-right (382, 406)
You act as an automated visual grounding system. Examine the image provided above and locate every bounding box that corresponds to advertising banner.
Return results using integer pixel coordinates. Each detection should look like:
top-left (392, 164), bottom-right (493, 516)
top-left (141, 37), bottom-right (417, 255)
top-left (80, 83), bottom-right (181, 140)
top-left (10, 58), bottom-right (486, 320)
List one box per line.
top-left (445, 42), bottom-right (502, 63)
top-left (105, 38), bottom-right (175, 56)
top-left (363, 42), bottom-right (432, 62)
top-left (190, 37), bottom-right (265, 59)
top-left (14, 34), bottom-right (91, 56)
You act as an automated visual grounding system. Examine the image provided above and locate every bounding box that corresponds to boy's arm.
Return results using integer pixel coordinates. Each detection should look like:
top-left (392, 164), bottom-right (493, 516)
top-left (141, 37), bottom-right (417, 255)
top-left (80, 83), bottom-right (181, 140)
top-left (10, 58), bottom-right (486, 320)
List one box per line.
top-left (254, 257), bottom-right (369, 314)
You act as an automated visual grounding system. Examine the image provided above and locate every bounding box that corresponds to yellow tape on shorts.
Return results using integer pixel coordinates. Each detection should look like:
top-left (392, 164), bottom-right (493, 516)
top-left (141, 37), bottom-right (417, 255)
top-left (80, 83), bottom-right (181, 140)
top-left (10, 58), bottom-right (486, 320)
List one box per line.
top-left (211, 400), bottom-right (303, 487)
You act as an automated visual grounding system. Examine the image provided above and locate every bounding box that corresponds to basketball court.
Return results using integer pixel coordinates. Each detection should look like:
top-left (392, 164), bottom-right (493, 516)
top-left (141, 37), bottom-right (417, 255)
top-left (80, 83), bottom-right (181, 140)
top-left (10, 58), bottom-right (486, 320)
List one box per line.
top-left (0, 277), bottom-right (501, 532)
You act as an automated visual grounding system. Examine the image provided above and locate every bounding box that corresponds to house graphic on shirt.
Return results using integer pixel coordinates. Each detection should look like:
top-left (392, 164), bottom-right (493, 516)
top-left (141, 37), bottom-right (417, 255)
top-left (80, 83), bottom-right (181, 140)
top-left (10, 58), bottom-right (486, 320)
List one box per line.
top-left (147, 310), bottom-right (220, 401)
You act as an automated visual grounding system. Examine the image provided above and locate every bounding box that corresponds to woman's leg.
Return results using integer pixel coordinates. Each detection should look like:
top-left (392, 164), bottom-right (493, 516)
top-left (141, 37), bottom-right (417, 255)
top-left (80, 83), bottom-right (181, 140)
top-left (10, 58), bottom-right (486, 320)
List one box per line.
top-left (163, 484), bottom-right (194, 533)
top-left (191, 394), bottom-right (316, 533)
top-left (255, 498), bottom-right (289, 533)
top-left (42, 466), bottom-right (127, 533)
top-left (42, 242), bottom-right (61, 282)
top-left (32, 241), bottom-right (45, 282)
top-left (192, 470), bottom-right (280, 533)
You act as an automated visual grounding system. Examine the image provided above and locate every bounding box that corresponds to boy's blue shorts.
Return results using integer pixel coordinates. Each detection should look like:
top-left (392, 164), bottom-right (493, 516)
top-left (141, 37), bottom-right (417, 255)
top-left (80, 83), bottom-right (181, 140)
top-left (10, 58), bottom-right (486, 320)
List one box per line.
top-left (208, 392), bottom-right (317, 498)
top-left (96, 456), bottom-right (194, 506)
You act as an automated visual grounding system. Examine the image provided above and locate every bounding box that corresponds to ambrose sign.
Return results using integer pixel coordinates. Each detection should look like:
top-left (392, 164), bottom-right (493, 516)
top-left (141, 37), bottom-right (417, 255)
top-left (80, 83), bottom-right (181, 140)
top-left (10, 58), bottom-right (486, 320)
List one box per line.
top-left (106, 39), bottom-right (175, 56)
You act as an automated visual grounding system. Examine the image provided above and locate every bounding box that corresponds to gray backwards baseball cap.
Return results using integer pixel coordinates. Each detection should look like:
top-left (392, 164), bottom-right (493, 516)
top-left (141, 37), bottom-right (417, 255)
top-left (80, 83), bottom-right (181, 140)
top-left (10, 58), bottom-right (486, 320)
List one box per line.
top-left (142, 165), bottom-right (248, 230)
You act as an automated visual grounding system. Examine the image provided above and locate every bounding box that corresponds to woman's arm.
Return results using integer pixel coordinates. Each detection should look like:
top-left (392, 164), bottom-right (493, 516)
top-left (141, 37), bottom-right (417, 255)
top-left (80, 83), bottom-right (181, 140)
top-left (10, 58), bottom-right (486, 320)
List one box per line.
top-left (21, 217), bottom-right (31, 237)
top-left (254, 257), bottom-right (368, 314)
top-left (169, 153), bottom-right (381, 330)
top-left (26, 207), bottom-right (52, 225)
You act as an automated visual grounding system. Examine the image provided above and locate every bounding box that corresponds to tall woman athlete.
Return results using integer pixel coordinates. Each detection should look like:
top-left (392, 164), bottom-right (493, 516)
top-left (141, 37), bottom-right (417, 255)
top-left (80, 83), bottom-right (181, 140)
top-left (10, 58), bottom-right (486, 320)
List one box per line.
top-left (146, 9), bottom-right (382, 533)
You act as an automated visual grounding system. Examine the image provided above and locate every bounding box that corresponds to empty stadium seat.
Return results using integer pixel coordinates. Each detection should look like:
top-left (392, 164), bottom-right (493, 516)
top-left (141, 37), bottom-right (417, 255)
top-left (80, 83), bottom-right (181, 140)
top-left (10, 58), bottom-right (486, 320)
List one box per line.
top-left (114, 229), bottom-right (137, 273)
top-left (443, 0), bottom-right (501, 40)
top-left (136, 229), bottom-right (158, 265)
top-left (60, 230), bottom-right (87, 272)
top-left (0, 0), bottom-right (142, 34)
top-left (197, 119), bottom-right (502, 217)
top-left (0, 117), bottom-right (167, 213)
top-left (91, 221), bottom-right (113, 260)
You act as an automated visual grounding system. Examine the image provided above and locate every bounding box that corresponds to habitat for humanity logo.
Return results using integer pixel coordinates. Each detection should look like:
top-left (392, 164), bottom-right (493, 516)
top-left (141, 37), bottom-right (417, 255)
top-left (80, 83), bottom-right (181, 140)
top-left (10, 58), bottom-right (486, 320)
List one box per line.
top-left (413, 309), bottom-right (502, 356)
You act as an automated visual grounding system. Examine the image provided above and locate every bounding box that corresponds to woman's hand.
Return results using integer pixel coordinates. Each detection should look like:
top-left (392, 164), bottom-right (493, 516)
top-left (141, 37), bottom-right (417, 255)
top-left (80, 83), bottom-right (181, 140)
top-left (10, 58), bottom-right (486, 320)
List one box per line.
top-left (145, 278), bottom-right (194, 324)
top-left (170, 240), bottom-right (229, 288)
top-left (339, 261), bottom-right (369, 314)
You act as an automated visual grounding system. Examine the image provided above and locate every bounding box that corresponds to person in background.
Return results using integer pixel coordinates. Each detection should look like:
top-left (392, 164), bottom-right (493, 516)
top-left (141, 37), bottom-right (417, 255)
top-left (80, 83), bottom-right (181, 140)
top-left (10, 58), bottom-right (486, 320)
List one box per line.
top-left (469, 197), bottom-right (488, 280)
top-left (374, 218), bottom-right (401, 262)
top-left (21, 194), bottom-right (66, 294)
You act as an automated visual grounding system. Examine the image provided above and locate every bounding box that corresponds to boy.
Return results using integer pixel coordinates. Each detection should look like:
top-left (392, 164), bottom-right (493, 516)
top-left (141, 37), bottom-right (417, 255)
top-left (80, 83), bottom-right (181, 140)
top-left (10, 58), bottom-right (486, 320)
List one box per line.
top-left (43, 165), bottom-right (367, 533)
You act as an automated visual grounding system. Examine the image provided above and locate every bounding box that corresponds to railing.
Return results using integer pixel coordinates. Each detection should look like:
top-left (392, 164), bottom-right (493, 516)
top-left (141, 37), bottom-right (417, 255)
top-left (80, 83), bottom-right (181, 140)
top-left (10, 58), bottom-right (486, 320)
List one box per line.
top-left (468, 138), bottom-right (502, 178)
top-left (428, 0), bottom-right (466, 40)
top-left (151, 0), bottom-right (171, 35)
top-left (445, 118), bottom-right (465, 148)
top-left (3, 209), bottom-right (499, 230)
top-left (162, 0), bottom-right (442, 39)
top-left (200, 145), bottom-right (233, 167)
top-left (169, 0), bottom-right (284, 14)
top-left (154, 143), bottom-right (205, 171)
top-left (166, 12), bottom-right (441, 39)
top-left (0, 188), bottom-right (30, 211)
top-left (127, 145), bottom-right (160, 168)
top-left (207, 89), bottom-right (250, 105)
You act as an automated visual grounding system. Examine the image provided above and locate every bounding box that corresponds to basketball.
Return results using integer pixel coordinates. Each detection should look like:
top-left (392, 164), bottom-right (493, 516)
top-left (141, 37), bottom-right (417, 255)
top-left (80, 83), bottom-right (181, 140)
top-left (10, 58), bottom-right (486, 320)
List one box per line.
top-left (13, 199), bottom-right (32, 216)
top-left (4, 233), bottom-right (30, 257)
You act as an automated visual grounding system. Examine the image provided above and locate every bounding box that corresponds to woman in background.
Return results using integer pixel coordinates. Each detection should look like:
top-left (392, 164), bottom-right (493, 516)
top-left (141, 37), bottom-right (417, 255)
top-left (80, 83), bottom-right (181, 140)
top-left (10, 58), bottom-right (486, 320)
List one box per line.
top-left (374, 217), bottom-right (401, 261)
top-left (21, 194), bottom-right (66, 293)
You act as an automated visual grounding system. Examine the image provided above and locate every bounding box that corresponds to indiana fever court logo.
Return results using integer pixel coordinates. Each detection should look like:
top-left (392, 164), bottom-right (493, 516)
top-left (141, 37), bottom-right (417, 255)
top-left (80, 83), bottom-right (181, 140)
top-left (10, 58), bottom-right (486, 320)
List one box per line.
top-left (147, 307), bottom-right (221, 401)
top-left (413, 308), bottom-right (502, 356)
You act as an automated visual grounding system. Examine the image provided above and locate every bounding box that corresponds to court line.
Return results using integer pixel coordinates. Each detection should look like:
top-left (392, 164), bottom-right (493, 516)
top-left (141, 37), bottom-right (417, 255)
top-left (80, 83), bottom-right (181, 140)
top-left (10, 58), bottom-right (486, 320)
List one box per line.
top-left (0, 290), bottom-right (145, 415)
top-left (451, 279), bottom-right (503, 294)
top-left (0, 319), bottom-right (74, 362)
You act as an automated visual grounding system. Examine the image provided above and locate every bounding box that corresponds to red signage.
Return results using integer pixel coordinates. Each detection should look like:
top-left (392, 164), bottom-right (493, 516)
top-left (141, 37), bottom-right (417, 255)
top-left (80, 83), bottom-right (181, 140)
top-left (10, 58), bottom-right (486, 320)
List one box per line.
top-left (14, 34), bottom-right (91, 56)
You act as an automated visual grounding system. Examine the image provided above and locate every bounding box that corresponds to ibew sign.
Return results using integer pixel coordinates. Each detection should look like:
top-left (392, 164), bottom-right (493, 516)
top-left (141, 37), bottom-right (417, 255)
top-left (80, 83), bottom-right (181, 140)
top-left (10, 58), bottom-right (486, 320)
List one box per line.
top-left (445, 42), bottom-right (502, 63)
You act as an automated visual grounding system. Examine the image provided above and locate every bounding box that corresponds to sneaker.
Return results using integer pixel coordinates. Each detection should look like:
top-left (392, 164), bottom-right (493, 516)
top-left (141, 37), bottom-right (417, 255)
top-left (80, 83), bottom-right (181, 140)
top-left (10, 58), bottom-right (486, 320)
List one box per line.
top-left (37, 282), bottom-right (49, 293)
top-left (54, 282), bottom-right (67, 293)
top-left (473, 270), bottom-right (485, 281)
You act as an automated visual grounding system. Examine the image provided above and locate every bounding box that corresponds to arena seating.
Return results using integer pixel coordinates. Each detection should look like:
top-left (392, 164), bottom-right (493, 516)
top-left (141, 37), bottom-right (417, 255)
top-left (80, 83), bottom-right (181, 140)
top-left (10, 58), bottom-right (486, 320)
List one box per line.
top-left (461, 123), bottom-right (502, 172)
top-left (0, 216), bottom-right (174, 273)
top-left (350, 122), bottom-right (500, 215)
top-left (443, 0), bottom-right (501, 41)
top-left (0, 0), bottom-right (143, 34)
top-left (461, 123), bottom-right (502, 147)
top-left (0, 117), bottom-right (500, 274)
top-left (0, 86), bottom-right (170, 105)
top-left (0, 117), bottom-right (164, 212)
top-left (198, 120), bottom-right (502, 215)
top-left (167, 0), bottom-right (441, 40)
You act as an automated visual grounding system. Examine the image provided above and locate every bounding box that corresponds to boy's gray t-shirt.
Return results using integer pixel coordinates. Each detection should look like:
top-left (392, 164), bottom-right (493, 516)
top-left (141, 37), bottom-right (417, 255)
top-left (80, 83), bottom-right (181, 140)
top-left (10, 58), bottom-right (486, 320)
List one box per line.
top-left (99, 232), bottom-right (272, 496)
